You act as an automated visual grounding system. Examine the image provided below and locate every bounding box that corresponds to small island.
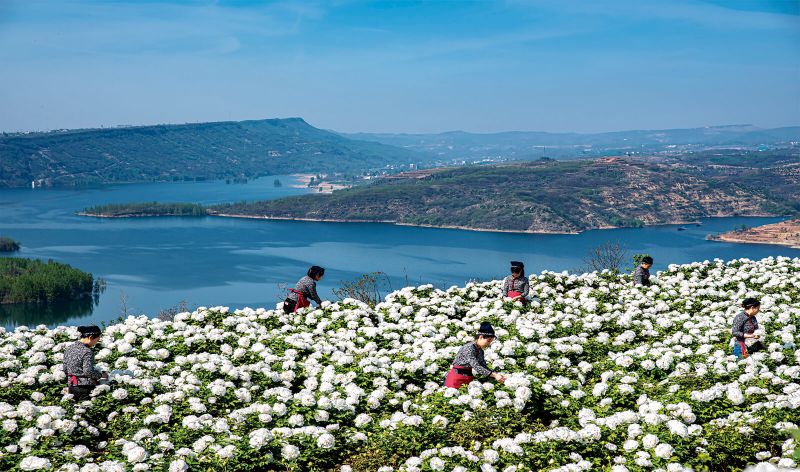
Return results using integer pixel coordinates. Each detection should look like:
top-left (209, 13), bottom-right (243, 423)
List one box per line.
top-left (0, 237), bottom-right (20, 253)
top-left (80, 202), bottom-right (207, 218)
top-left (708, 218), bottom-right (800, 248)
top-left (0, 258), bottom-right (100, 304)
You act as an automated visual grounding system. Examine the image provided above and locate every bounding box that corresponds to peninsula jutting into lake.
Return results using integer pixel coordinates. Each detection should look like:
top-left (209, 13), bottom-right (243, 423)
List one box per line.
top-left (206, 156), bottom-right (799, 234)
top-left (709, 219), bottom-right (800, 249)
top-left (77, 151), bottom-right (799, 235)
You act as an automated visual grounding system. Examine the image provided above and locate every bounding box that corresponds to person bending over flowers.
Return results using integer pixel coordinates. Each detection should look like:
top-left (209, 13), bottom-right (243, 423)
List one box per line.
top-left (731, 297), bottom-right (763, 359)
top-left (445, 322), bottom-right (507, 388)
top-left (284, 265), bottom-right (325, 314)
top-left (63, 325), bottom-right (107, 400)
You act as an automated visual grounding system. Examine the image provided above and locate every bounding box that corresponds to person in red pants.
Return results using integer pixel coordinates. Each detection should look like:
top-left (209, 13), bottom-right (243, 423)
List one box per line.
top-left (731, 297), bottom-right (763, 358)
top-left (445, 322), bottom-right (506, 388)
top-left (503, 261), bottom-right (529, 303)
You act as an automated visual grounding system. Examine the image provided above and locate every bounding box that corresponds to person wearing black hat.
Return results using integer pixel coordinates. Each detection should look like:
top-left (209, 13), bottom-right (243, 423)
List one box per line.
top-left (633, 256), bottom-right (653, 286)
top-left (63, 326), bottom-right (107, 400)
top-left (284, 265), bottom-right (325, 314)
top-left (731, 298), bottom-right (763, 358)
top-left (444, 322), bottom-right (507, 388)
top-left (503, 261), bottom-right (529, 302)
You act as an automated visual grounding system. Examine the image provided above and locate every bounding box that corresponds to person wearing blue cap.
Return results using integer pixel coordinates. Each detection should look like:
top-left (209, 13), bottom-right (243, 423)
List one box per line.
top-left (444, 322), bottom-right (507, 388)
top-left (63, 325), bottom-right (107, 400)
top-left (503, 261), bottom-right (529, 303)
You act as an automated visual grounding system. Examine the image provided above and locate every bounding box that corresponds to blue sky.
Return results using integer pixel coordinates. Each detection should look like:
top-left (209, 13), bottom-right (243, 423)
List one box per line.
top-left (0, 0), bottom-right (798, 133)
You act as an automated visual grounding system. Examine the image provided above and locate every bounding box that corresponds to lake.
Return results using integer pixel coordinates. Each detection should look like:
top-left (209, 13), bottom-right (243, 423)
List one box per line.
top-left (1, 176), bottom-right (798, 329)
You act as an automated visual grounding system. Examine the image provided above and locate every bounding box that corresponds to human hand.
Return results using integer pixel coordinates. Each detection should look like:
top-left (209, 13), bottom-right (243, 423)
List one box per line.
top-left (492, 372), bottom-right (506, 383)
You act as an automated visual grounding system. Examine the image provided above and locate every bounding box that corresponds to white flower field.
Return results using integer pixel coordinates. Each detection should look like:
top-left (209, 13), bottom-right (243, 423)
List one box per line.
top-left (1, 257), bottom-right (799, 471)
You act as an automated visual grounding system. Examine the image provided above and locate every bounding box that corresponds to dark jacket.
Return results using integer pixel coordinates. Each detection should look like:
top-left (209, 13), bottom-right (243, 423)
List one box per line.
top-left (633, 266), bottom-right (650, 286)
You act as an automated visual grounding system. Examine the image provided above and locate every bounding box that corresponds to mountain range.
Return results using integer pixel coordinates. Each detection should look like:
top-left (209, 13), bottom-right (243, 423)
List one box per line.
top-left (0, 118), bottom-right (424, 188)
top-left (346, 124), bottom-right (800, 160)
top-left (2, 119), bottom-right (797, 188)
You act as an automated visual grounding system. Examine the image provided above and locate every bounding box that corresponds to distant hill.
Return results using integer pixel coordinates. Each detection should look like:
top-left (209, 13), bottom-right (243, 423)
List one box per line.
top-left (0, 118), bottom-right (425, 188)
top-left (209, 155), bottom-right (800, 233)
top-left (346, 124), bottom-right (800, 160)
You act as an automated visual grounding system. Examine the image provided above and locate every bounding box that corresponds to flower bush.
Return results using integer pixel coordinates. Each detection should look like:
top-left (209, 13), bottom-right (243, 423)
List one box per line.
top-left (0, 256), bottom-right (798, 471)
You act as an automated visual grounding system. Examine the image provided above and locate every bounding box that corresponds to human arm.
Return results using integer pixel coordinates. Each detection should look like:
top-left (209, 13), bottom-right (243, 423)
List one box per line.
top-left (502, 277), bottom-right (510, 296)
top-left (307, 280), bottom-right (322, 305)
top-left (520, 278), bottom-right (530, 298)
top-left (731, 313), bottom-right (750, 339)
top-left (490, 372), bottom-right (506, 383)
top-left (633, 267), bottom-right (643, 286)
top-left (83, 350), bottom-right (104, 380)
top-left (464, 345), bottom-right (493, 378)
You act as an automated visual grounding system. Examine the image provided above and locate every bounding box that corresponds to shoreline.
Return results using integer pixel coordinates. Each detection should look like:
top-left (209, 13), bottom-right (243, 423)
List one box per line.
top-left (209, 212), bottom-right (575, 234)
top-left (77, 212), bottom-right (205, 218)
top-left (78, 208), bottom-right (792, 239)
top-left (708, 234), bottom-right (800, 249)
top-left (206, 213), bottom-right (732, 235)
top-left (707, 218), bottom-right (800, 249)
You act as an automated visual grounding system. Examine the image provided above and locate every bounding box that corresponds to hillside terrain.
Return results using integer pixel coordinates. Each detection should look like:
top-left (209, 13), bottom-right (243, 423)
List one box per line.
top-left (710, 219), bottom-right (800, 249)
top-left (348, 124), bottom-right (800, 160)
top-left (0, 118), bottom-right (424, 188)
top-left (209, 156), bottom-right (800, 233)
top-left (1, 258), bottom-right (798, 470)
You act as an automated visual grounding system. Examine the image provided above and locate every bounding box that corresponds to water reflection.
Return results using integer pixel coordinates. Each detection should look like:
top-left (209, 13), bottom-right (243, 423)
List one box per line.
top-left (0, 297), bottom-right (98, 329)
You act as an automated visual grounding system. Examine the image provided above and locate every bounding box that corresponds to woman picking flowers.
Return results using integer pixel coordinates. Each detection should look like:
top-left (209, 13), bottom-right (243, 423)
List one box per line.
top-left (444, 322), bottom-right (507, 388)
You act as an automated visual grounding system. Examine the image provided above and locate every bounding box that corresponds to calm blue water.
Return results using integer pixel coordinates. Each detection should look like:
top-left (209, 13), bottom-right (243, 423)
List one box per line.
top-left (0, 177), bottom-right (798, 329)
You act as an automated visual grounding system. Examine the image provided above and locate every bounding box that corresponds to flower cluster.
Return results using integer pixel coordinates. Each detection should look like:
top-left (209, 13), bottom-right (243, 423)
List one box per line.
top-left (0, 257), bottom-right (798, 471)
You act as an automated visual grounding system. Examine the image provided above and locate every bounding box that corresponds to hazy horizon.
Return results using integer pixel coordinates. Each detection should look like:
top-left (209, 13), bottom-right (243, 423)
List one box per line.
top-left (3, 117), bottom-right (800, 136)
top-left (1, 0), bottom-right (798, 134)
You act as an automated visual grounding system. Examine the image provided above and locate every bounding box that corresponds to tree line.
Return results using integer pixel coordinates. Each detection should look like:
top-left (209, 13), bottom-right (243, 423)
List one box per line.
top-left (0, 258), bottom-right (98, 304)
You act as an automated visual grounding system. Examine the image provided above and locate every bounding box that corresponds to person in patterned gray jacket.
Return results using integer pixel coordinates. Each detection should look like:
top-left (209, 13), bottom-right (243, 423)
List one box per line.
top-left (633, 256), bottom-right (653, 286)
top-left (283, 266), bottom-right (325, 314)
top-left (444, 322), bottom-right (507, 388)
top-left (731, 297), bottom-right (762, 358)
top-left (63, 325), bottom-right (106, 400)
top-left (503, 261), bottom-right (529, 303)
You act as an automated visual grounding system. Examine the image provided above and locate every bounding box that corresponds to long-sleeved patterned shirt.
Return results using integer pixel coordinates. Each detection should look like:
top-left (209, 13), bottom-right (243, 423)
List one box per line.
top-left (62, 341), bottom-right (103, 386)
top-left (502, 275), bottom-right (529, 298)
top-left (731, 312), bottom-right (758, 341)
top-left (287, 275), bottom-right (322, 305)
top-left (452, 342), bottom-right (492, 377)
top-left (633, 266), bottom-right (650, 286)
